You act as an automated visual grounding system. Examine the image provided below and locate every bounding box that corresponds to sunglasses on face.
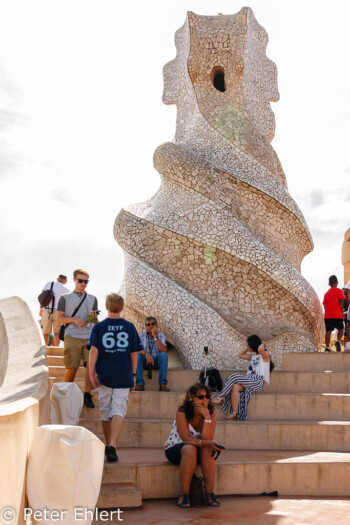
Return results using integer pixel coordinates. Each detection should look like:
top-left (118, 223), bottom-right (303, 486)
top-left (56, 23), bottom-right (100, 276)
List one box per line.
top-left (146, 322), bottom-right (156, 326)
top-left (76, 279), bottom-right (89, 284)
top-left (194, 394), bottom-right (211, 400)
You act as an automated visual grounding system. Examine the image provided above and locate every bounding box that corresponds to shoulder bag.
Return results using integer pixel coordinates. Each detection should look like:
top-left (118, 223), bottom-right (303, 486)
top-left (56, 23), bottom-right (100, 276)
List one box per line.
top-left (59, 293), bottom-right (87, 342)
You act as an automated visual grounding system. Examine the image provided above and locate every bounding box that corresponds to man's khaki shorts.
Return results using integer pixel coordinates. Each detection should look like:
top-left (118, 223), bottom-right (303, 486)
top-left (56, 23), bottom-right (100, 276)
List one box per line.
top-left (63, 335), bottom-right (90, 368)
top-left (42, 308), bottom-right (60, 334)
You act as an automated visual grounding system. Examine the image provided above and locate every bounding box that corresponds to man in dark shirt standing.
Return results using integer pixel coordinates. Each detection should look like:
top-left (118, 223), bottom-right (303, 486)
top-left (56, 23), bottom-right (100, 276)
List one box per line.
top-left (57, 268), bottom-right (98, 408)
top-left (89, 293), bottom-right (141, 462)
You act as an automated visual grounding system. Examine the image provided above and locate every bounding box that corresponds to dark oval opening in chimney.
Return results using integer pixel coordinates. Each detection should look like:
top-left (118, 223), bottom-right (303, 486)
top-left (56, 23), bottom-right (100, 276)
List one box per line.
top-left (211, 67), bottom-right (226, 92)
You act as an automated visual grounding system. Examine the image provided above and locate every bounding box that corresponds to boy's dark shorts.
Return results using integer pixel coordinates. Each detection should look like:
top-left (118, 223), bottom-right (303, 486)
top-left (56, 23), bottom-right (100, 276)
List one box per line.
top-left (165, 443), bottom-right (201, 465)
top-left (324, 318), bottom-right (344, 332)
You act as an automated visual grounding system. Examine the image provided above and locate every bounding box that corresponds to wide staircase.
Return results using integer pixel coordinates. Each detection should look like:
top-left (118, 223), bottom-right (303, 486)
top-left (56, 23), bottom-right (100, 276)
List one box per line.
top-left (47, 348), bottom-right (350, 508)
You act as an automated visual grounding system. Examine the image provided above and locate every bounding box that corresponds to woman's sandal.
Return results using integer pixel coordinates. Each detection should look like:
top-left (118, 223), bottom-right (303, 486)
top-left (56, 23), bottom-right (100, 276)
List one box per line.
top-left (225, 412), bottom-right (239, 420)
top-left (206, 492), bottom-right (220, 507)
top-left (178, 494), bottom-right (190, 508)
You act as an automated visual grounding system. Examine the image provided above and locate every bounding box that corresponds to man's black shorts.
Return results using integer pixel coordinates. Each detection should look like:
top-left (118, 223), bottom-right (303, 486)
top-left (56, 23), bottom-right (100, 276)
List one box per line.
top-left (324, 318), bottom-right (344, 332)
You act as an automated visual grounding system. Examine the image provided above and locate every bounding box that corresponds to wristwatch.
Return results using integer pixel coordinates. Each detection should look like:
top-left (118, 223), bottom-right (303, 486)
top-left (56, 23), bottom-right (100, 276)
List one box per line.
top-left (154, 338), bottom-right (158, 341)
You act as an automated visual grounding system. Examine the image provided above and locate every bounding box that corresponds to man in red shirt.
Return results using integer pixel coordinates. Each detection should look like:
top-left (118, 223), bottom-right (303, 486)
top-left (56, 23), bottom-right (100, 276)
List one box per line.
top-left (322, 275), bottom-right (345, 352)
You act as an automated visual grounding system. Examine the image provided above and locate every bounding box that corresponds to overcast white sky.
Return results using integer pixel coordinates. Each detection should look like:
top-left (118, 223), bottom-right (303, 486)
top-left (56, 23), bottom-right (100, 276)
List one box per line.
top-left (0, 0), bottom-right (349, 322)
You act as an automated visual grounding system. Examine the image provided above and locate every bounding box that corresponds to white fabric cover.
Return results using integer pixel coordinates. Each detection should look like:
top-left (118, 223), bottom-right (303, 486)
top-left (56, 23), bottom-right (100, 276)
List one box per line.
top-left (50, 382), bottom-right (83, 425)
top-left (26, 425), bottom-right (104, 525)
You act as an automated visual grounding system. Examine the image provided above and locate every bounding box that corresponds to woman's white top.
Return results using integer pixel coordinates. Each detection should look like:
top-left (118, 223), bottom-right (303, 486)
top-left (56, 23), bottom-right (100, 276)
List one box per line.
top-left (164, 420), bottom-right (200, 450)
top-left (247, 353), bottom-right (270, 384)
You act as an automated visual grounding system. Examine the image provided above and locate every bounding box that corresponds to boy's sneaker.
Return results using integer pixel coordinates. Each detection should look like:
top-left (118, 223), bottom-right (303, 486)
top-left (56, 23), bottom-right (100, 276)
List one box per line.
top-left (84, 392), bottom-right (95, 408)
top-left (106, 446), bottom-right (118, 462)
top-left (335, 340), bottom-right (341, 352)
top-left (325, 347), bottom-right (331, 352)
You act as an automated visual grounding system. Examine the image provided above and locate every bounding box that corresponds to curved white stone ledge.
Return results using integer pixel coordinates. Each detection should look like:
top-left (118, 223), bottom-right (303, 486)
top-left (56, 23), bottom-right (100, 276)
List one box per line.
top-left (0, 296), bottom-right (49, 415)
top-left (0, 296), bottom-right (49, 525)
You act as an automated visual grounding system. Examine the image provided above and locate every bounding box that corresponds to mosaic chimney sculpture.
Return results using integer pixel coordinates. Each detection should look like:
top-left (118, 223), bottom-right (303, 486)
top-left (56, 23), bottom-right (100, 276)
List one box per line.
top-left (115, 8), bottom-right (323, 369)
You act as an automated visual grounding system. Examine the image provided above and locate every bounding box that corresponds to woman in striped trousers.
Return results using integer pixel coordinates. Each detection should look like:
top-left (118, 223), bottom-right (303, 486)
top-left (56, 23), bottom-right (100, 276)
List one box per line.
top-left (212, 335), bottom-right (272, 420)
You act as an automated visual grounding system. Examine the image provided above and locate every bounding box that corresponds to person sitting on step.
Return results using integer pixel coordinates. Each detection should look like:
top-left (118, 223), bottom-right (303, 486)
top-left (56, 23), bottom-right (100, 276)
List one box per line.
top-left (135, 316), bottom-right (170, 391)
top-left (164, 383), bottom-right (223, 508)
top-left (212, 335), bottom-right (273, 420)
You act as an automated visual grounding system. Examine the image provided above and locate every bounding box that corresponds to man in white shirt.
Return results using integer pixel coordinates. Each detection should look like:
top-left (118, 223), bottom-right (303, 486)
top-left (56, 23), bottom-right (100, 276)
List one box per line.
top-left (40, 275), bottom-right (70, 346)
top-left (344, 280), bottom-right (350, 352)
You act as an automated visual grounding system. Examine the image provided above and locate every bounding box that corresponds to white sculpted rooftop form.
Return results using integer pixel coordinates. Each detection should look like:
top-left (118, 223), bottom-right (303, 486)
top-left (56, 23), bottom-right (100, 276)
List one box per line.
top-left (115, 8), bottom-right (323, 369)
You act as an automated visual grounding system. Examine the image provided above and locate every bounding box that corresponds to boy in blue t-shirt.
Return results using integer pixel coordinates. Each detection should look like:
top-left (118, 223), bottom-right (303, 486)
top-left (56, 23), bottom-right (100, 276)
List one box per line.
top-left (89, 293), bottom-right (142, 462)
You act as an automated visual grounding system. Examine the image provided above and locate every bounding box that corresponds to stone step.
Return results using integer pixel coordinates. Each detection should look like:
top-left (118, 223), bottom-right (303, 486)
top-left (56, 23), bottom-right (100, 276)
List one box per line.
top-left (282, 352), bottom-right (350, 372)
top-left (48, 364), bottom-right (350, 394)
top-left (49, 366), bottom-right (86, 379)
top-left (46, 345), bottom-right (183, 367)
top-left (250, 392), bottom-right (350, 421)
top-left (97, 482), bottom-right (142, 509)
top-left (47, 348), bottom-right (350, 373)
top-left (80, 418), bottom-right (350, 452)
top-left (79, 391), bottom-right (350, 421)
top-left (78, 390), bottom-right (350, 421)
top-left (47, 356), bottom-right (68, 366)
top-left (101, 447), bottom-right (350, 498)
top-left (263, 371), bottom-right (350, 393)
top-left (46, 346), bottom-right (63, 356)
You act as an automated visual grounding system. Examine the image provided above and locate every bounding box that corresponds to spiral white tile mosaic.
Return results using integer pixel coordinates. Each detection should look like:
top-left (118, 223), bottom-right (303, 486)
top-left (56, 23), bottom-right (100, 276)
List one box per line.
top-left (114, 8), bottom-right (324, 369)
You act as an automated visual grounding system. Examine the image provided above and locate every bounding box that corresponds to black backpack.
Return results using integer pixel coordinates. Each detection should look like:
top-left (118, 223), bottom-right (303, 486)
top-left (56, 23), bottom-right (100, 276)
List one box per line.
top-left (38, 282), bottom-right (55, 310)
top-left (198, 368), bottom-right (222, 392)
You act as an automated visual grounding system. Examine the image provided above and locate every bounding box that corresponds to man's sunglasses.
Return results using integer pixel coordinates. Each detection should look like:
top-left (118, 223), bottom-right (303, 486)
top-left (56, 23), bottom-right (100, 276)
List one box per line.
top-left (146, 322), bottom-right (156, 326)
top-left (76, 279), bottom-right (89, 284)
top-left (194, 394), bottom-right (211, 400)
